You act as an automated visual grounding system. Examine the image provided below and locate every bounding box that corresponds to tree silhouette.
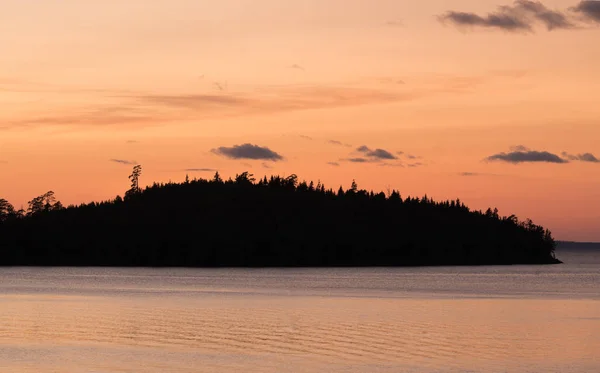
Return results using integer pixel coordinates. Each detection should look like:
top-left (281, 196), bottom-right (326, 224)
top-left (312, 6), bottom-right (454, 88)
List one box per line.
top-left (125, 164), bottom-right (142, 199)
top-left (0, 170), bottom-right (560, 267)
top-left (26, 191), bottom-right (61, 216)
top-left (0, 199), bottom-right (15, 222)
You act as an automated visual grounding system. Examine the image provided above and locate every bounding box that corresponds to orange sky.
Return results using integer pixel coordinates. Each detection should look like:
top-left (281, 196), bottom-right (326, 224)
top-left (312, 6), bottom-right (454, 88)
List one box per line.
top-left (1, 0), bottom-right (599, 241)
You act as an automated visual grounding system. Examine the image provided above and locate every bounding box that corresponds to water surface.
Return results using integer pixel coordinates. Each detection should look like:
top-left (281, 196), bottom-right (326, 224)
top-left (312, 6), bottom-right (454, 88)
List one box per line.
top-left (1, 248), bottom-right (599, 372)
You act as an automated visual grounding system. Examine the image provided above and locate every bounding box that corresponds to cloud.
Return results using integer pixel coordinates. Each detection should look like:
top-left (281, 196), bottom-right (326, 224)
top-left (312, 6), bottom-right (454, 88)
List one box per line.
top-left (396, 151), bottom-right (422, 160)
top-left (298, 134), bottom-right (313, 140)
top-left (261, 162), bottom-right (273, 169)
top-left (289, 64), bottom-right (305, 71)
top-left (408, 162), bottom-right (424, 168)
top-left (0, 160), bottom-right (7, 164)
top-left (380, 162), bottom-right (405, 168)
top-left (327, 162), bottom-right (340, 167)
top-left (356, 145), bottom-right (398, 160)
top-left (562, 152), bottom-right (600, 162)
top-left (367, 149), bottom-right (398, 160)
top-left (110, 159), bottom-right (137, 165)
top-left (213, 82), bottom-right (227, 91)
top-left (439, 0), bottom-right (576, 32)
top-left (211, 143), bottom-right (283, 161)
top-left (459, 172), bottom-right (502, 176)
top-left (346, 157), bottom-right (372, 163)
top-left (571, 1), bottom-right (600, 22)
top-left (340, 145), bottom-right (403, 166)
top-left (328, 139), bottom-right (352, 147)
top-left (486, 150), bottom-right (567, 163)
top-left (126, 140), bottom-right (138, 144)
top-left (184, 168), bottom-right (217, 172)
top-left (510, 144), bottom-right (530, 152)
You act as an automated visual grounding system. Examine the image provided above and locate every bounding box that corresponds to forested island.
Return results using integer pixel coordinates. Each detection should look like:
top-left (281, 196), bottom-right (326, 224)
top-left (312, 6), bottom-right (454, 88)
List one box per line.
top-left (0, 166), bottom-right (560, 267)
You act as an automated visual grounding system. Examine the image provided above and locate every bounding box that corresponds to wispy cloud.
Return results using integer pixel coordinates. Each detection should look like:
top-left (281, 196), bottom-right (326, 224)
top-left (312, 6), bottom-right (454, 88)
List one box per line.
top-left (459, 171), bottom-right (502, 176)
top-left (328, 140), bottom-right (352, 147)
top-left (510, 144), bottom-right (530, 152)
top-left (126, 140), bottom-right (138, 144)
top-left (184, 168), bottom-right (217, 172)
top-left (327, 162), bottom-right (340, 167)
top-left (110, 159), bottom-right (137, 165)
top-left (380, 162), bottom-right (405, 168)
top-left (439, 0), bottom-right (580, 33)
top-left (211, 143), bottom-right (284, 161)
top-left (3, 74), bottom-right (526, 131)
top-left (289, 64), bottom-right (305, 71)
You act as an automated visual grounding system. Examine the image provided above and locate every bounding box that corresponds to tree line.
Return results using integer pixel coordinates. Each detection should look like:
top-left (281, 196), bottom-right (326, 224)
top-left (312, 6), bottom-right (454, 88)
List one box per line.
top-left (0, 166), bottom-right (560, 267)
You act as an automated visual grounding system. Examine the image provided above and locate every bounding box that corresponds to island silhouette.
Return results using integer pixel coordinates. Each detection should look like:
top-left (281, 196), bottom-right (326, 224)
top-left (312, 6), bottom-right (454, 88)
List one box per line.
top-left (0, 166), bottom-right (560, 267)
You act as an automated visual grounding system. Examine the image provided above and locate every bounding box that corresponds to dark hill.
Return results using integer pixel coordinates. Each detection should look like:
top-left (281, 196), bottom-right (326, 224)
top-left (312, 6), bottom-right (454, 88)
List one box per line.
top-left (0, 171), bottom-right (560, 267)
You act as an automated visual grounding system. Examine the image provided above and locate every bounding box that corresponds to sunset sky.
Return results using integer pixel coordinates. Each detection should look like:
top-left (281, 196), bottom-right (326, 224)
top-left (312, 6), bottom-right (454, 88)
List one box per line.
top-left (1, 0), bottom-right (599, 241)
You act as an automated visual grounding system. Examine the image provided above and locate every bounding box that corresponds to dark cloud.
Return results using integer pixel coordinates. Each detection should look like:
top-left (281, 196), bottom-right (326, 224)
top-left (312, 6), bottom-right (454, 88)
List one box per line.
top-left (346, 158), bottom-right (372, 163)
top-left (562, 152), bottom-right (600, 162)
top-left (439, 10), bottom-right (532, 32)
top-left (110, 159), bottom-right (137, 165)
top-left (571, 1), bottom-right (600, 22)
top-left (366, 149), bottom-right (397, 160)
top-left (439, 0), bottom-right (576, 32)
top-left (408, 162), bottom-right (424, 168)
top-left (486, 150), bottom-right (567, 163)
top-left (356, 145), bottom-right (398, 160)
top-left (261, 162), bottom-right (273, 169)
top-left (211, 143), bottom-right (284, 161)
top-left (327, 162), bottom-right (340, 167)
top-left (184, 168), bottom-right (217, 172)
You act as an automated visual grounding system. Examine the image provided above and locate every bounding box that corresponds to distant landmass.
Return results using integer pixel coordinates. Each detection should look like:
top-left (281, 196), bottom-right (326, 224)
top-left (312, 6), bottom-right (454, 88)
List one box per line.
top-left (0, 168), bottom-right (560, 267)
top-left (557, 241), bottom-right (600, 250)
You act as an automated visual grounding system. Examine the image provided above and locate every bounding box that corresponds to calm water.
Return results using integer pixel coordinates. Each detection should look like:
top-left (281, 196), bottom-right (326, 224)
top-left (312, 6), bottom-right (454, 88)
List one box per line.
top-left (1, 248), bottom-right (599, 373)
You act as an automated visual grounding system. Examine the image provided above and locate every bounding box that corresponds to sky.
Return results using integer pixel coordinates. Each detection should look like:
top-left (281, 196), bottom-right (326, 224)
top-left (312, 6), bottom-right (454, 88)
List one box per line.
top-left (1, 0), bottom-right (599, 241)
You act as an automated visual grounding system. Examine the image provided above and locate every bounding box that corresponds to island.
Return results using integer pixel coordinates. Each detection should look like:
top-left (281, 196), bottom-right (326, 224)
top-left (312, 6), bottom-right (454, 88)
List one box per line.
top-left (0, 167), bottom-right (560, 267)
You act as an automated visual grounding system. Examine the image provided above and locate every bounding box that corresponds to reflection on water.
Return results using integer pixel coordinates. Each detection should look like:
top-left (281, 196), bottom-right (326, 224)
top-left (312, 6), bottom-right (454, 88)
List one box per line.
top-left (0, 248), bottom-right (599, 373)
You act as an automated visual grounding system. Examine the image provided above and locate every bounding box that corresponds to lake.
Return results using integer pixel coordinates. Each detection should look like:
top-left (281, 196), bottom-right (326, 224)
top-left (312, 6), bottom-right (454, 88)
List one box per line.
top-left (1, 247), bottom-right (599, 373)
